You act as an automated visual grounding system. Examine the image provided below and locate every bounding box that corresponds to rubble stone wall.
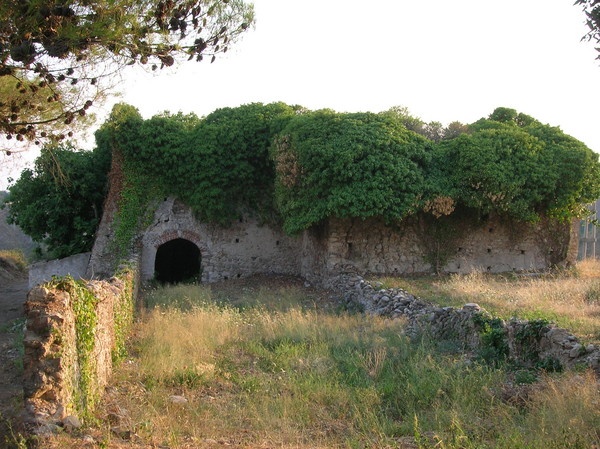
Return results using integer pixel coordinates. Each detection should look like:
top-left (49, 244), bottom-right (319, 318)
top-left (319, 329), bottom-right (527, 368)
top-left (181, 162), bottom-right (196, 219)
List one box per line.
top-left (330, 272), bottom-right (600, 373)
top-left (324, 216), bottom-right (553, 276)
top-left (23, 268), bottom-right (136, 432)
top-left (139, 198), bottom-right (303, 283)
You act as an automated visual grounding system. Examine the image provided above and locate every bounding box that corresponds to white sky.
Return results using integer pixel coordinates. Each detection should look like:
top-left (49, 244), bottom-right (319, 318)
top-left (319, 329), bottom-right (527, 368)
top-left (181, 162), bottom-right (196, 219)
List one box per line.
top-left (2, 0), bottom-right (599, 189)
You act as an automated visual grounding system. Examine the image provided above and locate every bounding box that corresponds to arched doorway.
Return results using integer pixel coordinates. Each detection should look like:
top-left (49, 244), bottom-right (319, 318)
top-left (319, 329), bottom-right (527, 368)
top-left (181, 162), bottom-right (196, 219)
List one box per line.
top-left (154, 238), bottom-right (201, 283)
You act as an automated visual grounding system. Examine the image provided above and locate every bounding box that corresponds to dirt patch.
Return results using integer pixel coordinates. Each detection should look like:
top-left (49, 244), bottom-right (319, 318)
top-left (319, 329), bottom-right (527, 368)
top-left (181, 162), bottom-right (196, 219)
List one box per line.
top-left (207, 273), bottom-right (338, 310)
top-left (0, 270), bottom-right (28, 445)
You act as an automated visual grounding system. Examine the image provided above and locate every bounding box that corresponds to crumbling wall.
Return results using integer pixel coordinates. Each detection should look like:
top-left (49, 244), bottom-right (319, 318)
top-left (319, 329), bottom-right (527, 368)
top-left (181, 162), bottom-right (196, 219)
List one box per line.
top-left (139, 197), bottom-right (302, 283)
top-left (29, 252), bottom-right (91, 288)
top-left (86, 154), bottom-right (576, 284)
top-left (330, 272), bottom-right (600, 373)
top-left (323, 216), bottom-right (559, 276)
top-left (23, 268), bottom-right (136, 433)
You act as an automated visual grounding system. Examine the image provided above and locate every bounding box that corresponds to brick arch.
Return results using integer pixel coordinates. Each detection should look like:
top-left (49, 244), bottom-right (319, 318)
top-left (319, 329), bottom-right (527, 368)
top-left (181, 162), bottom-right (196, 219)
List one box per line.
top-left (153, 229), bottom-right (204, 250)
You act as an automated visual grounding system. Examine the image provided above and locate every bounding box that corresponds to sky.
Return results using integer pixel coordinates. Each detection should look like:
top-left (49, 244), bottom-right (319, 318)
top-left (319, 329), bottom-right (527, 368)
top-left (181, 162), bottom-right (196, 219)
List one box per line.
top-left (1, 0), bottom-right (599, 189)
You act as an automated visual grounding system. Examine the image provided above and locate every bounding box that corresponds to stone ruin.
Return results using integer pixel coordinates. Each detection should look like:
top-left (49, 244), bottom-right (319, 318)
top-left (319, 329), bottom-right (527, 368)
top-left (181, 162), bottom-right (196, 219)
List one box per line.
top-left (84, 196), bottom-right (578, 288)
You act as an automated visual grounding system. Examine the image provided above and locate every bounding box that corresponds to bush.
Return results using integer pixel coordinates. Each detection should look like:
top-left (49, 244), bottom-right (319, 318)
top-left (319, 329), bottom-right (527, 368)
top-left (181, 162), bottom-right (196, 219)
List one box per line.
top-left (272, 110), bottom-right (432, 233)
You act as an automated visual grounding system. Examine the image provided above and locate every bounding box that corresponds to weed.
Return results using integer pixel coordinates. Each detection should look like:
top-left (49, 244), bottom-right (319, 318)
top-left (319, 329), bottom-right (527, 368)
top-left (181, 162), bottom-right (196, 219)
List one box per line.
top-left (0, 249), bottom-right (27, 271)
top-left (44, 279), bottom-right (600, 449)
top-left (473, 313), bottom-right (509, 366)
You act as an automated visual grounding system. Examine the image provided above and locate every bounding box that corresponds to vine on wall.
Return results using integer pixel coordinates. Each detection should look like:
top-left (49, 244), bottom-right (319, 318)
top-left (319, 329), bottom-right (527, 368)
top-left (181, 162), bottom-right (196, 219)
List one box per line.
top-left (43, 269), bottom-right (137, 421)
top-left (50, 276), bottom-right (99, 419)
top-left (96, 103), bottom-right (600, 269)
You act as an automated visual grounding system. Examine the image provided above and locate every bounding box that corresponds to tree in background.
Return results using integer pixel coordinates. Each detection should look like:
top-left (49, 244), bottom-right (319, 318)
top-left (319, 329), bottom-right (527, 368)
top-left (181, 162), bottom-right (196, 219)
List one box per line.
top-left (576, 0), bottom-right (600, 60)
top-left (0, 0), bottom-right (254, 146)
top-left (3, 143), bottom-right (111, 258)
top-left (380, 106), bottom-right (470, 142)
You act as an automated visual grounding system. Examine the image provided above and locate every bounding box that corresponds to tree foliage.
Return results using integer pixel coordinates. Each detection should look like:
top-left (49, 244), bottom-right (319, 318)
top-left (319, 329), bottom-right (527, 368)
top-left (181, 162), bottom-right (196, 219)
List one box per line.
top-left (272, 110), bottom-right (432, 234)
top-left (380, 106), bottom-right (470, 142)
top-left (576, 0), bottom-right (600, 59)
top-left (434, 107), bottom-right (600, 221)
top-left (0, 0), bottom-right (254, 144)
top-left (4, 143), bottom-right (111, 258)
top-left (12, 103), bottom-right (597, 259)
top-left (102, 102), bottom-right (298, 225)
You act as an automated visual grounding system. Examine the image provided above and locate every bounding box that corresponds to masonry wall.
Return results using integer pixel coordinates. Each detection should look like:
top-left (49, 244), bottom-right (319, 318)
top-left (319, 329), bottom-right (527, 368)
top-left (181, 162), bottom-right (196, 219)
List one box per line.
top-left (89, 200), bottom-right (575, 286)
top-left (139, 198), bottom-right (303, 283)
top-left (23, 268), bottom-right (136, 430)
top-left (29, 252), bottom-right (91, 288)
top-left (322, 216), bottom-right (561, 276)
top-left (86, 149), bottom-right (575, 283)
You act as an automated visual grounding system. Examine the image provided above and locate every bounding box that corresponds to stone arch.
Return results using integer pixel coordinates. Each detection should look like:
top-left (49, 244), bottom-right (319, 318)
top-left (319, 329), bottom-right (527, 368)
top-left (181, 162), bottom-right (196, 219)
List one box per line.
top-left (154, 238), bottom-right (201, 283)
top-left (140, 228), bottom-right (209, 283)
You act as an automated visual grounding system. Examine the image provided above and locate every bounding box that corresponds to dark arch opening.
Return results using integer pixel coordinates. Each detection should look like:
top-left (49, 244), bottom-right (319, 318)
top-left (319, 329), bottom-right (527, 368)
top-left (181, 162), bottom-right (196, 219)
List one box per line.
top-left (154, 238), bottom-right (201, 284)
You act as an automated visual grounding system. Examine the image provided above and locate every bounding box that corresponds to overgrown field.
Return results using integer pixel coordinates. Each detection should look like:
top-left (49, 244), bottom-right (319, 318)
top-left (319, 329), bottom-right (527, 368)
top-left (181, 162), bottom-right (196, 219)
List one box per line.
top-left (41, 270), bottom-right (600, 449)
top-left (378, 259), bottom-right (600, 344)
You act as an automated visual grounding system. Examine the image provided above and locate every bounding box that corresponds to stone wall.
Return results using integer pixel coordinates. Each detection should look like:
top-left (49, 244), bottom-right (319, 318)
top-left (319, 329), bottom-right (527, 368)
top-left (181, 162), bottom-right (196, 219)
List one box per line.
top-left (329, 272), bottom-right (600, 373)
top-left (23, 268), bottom-right (136, 433)
top-left (85, 150), bottom-right (577, 283)
top-left (88, 206), bottom-right (576, 286)
top-left (29, 252), bottom-right (91, 288)
top-left (138, 197), bottom-right (303, 283)
top-left (323, 216), bottom-right (558, 277)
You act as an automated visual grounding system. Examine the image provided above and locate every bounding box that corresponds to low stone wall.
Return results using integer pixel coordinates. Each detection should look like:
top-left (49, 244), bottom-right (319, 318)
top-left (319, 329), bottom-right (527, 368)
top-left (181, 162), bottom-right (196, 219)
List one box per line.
top-left (29, 252), bottom-right (91, 289)
top-left (329, 272), bottom-right (600, 373)
top-left (23, 267), bottom-right (136, 433)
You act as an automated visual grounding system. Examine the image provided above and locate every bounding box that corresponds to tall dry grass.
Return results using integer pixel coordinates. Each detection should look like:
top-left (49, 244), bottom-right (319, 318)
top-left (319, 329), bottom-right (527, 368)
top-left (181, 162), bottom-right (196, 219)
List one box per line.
top-left (0, 249), bottom-right (27, 272)
top-left (82, 281), bottom-right (600, 449)
top-left (381, 259), bottom-right (600, 342)
top-left (40, 276), bottom-right (600, 449)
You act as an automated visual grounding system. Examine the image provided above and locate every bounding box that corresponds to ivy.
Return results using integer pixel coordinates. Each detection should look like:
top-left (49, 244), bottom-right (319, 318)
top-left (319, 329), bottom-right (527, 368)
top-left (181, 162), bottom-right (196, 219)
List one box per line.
top-left (113, 102), bottom-right (299, 227)
top-left (437, 109), bottom-right (600, 223)
top-left (112, 268), bottom-right (135, 363)
top-left (47, 270), bottom-right (136, 420)
top-left (50, 276), bottom-right (99, 420)
top-left (95, 103), bottom-right (600, 256)
top-left (272, 110), bottom-right (432, 234)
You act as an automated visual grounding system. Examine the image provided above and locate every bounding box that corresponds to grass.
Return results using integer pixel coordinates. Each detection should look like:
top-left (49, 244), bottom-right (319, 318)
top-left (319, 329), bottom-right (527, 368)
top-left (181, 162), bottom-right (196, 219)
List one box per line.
top-left (376, 258), bottom-right (600, 343)
top-left (42, 279), bottom-right (600, 449)
top-left (0, 249), bottom-right (27, 273)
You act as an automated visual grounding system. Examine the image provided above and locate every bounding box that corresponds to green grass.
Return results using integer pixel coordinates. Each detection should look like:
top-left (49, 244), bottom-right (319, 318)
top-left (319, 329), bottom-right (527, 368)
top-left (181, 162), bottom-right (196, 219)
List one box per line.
top-left (57, 281), bottom-right (600, 449)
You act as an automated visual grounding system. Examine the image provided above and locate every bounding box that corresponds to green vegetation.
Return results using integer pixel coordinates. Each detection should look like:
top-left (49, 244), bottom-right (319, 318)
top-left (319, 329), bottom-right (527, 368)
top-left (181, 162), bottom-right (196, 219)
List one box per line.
top-left (50, 276), bottom-right (100, 420)
top-left (4, 143), bottom-right (111, 259)
top-left (272, 110), bottom-right (432, 233)
top-left (437, 109), bottom-right (600, 222)
top-left (0, 0), bottom-right (254, 142)
top-left (43, 270), bottom-right (136, 422)
top-left (8, 103), bottom-right (600, 265)
top-left (110, 102), bottom-right (299, 225)
top-left (41, 281), bottom-right (599, 449)
top-left (108, 103), bottom-right (599, 247)
top-left (111, 268), bottom-right (136, 363)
